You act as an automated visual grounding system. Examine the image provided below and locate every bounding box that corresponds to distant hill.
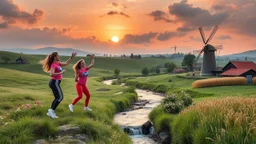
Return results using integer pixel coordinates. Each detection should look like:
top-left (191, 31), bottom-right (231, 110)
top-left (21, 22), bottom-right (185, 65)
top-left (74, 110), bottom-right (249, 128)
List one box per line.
top-left (222, 50), bottom-right (256, 59)
top-left (0, 47), bottom-right (101, 56)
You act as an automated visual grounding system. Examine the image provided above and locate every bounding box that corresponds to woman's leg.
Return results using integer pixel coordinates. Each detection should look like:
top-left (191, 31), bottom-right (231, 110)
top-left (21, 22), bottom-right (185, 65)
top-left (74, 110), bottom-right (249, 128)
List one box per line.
top-left (72, 83), bottom-right (83, 105)
top-left (49, 80), bottom-right (63, 110)
top-left (83, 85), bottom-right (91, 107)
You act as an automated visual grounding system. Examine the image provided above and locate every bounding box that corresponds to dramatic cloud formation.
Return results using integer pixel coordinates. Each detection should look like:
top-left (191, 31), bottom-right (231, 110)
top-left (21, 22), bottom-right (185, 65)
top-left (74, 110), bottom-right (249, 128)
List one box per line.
top-left (121, 32), bottom-right (158, 44)
top-left (210, 0), bottom-right (256, 36)
top-left (0, 0), bottom-right (44, 28)
top-left (168, 0), bottom-right (229, 30)
top-left (148, 10), bottom-right (173, 23)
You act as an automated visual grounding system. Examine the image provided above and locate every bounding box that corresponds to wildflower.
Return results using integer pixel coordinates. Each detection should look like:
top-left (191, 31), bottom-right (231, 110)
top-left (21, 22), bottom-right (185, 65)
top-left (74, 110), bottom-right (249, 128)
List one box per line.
top-left (15, 107), bottom-right (21, 112)
top-left (25, 104), bottom-right (31, 109)
top-left (35, 101), bottom-right (41, 106)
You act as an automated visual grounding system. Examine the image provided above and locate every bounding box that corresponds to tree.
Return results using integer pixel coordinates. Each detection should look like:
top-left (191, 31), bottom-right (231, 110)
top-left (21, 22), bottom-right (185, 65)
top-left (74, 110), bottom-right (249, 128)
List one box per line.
top-left (130, 53), bottom-right (134, 59)
top-left (167, 62), bottom-right (176, 73)
top-left (182, 54), bottom-right (196, 71)
top-left (114, 68), bottom-right (120, 78)
top-left (138, 55), bottom-right (141, 59)
top-left (2, 56), bottom-right (10, 64)
top-left (149, 67), bottom-right (156, 73)
top-left (164, 62), bottom-right (170, 68)
top-left (156, 68), bottom-right (160, 74)
top-left (141, 67), bottom-right (149, 76)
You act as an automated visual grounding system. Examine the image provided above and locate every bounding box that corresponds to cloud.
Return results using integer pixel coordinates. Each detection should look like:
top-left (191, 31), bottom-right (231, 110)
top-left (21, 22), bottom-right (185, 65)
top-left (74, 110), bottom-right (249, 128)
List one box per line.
top-left (108, 2), bottom-right (127, 9)
top-left (157, 31), bottom-right (185, 41)
top-left (0, 0), bottom-right (44, 28)
top-left (168, 0), bottom-right (229, 28)
top-left (216, 35), bottom-right (232, 40)
top-left (121, 32), bottom-right (158, 44)
top-left (148, 10), bottom-right (173, 23)
top-left (176, 26), bottom-right (194, 32)
top-left (101, 11), bottom-right (130, 18)
top-left (208, 0), bottom-right (256, 36)
top-left (0, 22), bottom-right (8, 29)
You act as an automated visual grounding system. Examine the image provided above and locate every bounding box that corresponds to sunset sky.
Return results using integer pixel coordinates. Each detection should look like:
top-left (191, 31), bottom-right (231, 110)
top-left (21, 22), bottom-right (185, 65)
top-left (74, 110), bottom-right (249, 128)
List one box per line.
top-left (0, 0), bottom-right (255, 55)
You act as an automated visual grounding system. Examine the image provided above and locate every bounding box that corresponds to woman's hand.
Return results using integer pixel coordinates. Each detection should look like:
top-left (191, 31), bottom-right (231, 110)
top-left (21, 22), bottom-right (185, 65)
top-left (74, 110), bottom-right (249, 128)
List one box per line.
top-left (90, 54), bottom-right (94, 59)
top-left (71, 52), bottom-right (77, 59)
top-left (61, 69), bottom-right (66, 74)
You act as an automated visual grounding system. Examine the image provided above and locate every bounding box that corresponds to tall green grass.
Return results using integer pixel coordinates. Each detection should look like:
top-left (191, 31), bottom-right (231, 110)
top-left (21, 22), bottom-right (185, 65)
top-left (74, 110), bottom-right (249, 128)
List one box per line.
top-left (0, 67), bottom-right (137, 143)
top-left (172, 97), bottom-right (256, 144)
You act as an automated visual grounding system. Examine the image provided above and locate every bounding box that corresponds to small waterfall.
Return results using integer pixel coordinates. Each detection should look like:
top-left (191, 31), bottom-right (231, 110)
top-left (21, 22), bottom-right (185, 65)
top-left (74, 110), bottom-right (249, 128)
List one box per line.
top-left (121, 125), bottom-right (154, 136)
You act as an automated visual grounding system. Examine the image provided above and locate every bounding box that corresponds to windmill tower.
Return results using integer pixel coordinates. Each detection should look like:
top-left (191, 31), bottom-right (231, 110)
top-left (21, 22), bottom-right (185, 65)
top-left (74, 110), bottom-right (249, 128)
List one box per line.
top-left (195, 25), bottom-right (219, 76)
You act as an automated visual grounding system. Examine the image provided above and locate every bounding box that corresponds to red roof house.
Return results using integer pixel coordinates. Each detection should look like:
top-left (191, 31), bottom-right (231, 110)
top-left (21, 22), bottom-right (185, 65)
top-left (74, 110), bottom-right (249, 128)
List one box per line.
top-left (221, 61), bottom-right (256, 79)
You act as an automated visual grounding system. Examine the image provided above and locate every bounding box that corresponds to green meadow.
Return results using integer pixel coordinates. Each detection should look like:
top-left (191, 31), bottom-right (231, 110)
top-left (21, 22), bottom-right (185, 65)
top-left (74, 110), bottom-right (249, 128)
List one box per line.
top-left (1, 51), bottom-right (256, 143)
top-left (118, 71), bottom-right (256, 143)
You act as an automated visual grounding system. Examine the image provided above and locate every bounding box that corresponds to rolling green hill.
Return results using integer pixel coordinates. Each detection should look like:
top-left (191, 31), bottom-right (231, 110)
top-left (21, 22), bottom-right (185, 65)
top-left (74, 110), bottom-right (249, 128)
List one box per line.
top-left (1, 51), bottom-right (181, 77)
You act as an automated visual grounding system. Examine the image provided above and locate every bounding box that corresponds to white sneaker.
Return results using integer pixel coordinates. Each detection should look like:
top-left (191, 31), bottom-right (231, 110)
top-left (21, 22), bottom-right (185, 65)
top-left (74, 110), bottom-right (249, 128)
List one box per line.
top-left (84, 107), bottom-right (92, 111)
top-left (53, 113), bottom-right (59, 118)
top-left (47, 112), bottom-right (59, 119)
top-left (47, 109), bottom-right (57, 119)
top-left (69, 104), bottom-right (74, 112)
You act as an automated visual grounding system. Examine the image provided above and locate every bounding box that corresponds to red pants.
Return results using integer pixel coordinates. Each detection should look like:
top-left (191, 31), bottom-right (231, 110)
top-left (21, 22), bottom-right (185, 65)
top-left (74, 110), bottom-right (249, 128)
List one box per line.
top-left (72, 83), bottom-right (91, 106)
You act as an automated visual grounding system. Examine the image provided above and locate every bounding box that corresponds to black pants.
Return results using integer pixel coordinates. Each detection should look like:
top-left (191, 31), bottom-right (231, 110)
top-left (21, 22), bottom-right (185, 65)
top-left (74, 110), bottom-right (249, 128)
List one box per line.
top-left (49, 79), bottom-right (63, 110)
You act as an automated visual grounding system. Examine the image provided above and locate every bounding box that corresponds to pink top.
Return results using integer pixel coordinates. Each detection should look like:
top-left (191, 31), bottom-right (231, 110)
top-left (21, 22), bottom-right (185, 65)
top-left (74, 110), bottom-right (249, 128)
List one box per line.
top-left (50, 62), bottom-right (63, 80)
top-left (77, 68), bottom-right (89, 85)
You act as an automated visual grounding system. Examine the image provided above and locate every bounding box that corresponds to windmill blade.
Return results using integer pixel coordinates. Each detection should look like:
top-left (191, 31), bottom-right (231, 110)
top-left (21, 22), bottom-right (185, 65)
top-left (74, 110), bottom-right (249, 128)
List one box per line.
top-left (198, 26), bottom-right (206, 44)
top-left (195, 47), bottom-right (204, 63)
top-left (205, 25), bottom-right (219, 44)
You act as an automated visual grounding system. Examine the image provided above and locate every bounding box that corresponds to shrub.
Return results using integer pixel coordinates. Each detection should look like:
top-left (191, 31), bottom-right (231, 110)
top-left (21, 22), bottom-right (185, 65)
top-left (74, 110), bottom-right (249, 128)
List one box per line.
top-left (141, 68), bottom-right (149, 76)
top-left (114, 68), bottom-right (120, 78)
top-left (163, 101), bottom-right (184, 114)
top-left (161, 91), bottom-right (192, 114)
top-left (192, 77), bottom-right (247, 88)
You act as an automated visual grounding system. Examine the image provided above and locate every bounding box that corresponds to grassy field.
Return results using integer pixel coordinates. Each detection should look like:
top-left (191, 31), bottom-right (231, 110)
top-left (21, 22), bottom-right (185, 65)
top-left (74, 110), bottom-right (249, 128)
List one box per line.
top-left (2, 51), bottom-right (256, 143)
top-left (123, 74), bottom-right (256, 98)
top-left (0, 51), bottom-right (179, 78)
top-left (0, 68), bottom-right (138, 143)
top-left (124, 73), bottom-right (256, 143)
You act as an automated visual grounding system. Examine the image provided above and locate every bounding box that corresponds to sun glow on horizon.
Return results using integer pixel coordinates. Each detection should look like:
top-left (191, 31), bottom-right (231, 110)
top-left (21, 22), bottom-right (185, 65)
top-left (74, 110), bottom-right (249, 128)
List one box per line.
top-left (111, 36), bottom-right (119, 43)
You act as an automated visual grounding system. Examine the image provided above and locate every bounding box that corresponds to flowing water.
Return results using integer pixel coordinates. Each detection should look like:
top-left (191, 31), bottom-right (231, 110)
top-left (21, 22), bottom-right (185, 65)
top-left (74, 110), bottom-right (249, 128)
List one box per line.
top-left (103, 80), bottom-right (165, 144)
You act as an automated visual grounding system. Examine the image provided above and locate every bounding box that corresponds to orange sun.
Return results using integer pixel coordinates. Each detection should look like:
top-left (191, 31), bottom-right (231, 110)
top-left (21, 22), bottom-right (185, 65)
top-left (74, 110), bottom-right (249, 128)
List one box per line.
top-left (111, 36), bottom-right (119, 43)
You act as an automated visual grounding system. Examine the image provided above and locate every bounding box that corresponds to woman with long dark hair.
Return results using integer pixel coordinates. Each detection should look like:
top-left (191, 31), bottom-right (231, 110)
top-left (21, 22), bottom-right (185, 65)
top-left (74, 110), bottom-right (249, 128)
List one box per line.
top-left (41, 51), bottom-right (77, 118)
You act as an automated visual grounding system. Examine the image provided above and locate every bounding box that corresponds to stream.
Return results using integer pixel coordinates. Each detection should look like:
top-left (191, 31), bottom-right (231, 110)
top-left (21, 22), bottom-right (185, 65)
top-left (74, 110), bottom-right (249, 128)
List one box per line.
top-left (103, 80), bottom-right (165, 144)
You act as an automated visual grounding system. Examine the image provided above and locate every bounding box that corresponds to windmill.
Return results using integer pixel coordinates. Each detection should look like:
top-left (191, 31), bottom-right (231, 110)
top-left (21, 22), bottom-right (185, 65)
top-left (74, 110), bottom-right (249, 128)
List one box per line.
top-left (195, 25), bottom-right (219, 76)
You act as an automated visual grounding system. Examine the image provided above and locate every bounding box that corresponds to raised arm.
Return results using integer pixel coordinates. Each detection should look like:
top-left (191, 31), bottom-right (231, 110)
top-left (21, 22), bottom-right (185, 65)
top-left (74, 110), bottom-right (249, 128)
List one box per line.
top-left (86, 54), bottom-right (95, 70)
top-left (60, 52), bottom-right (77, 67)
